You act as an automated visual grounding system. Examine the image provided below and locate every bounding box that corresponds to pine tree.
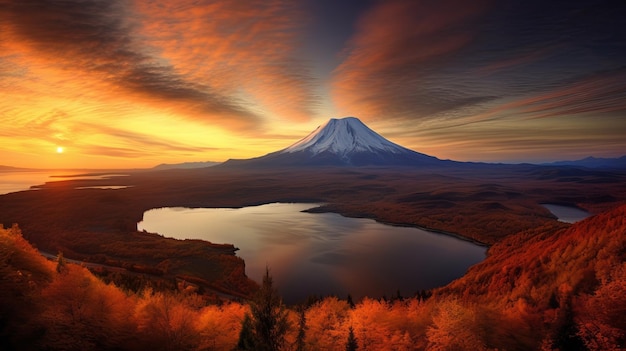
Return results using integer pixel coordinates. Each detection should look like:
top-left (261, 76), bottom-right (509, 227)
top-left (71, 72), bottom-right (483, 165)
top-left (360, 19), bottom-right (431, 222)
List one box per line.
top-left (249, 267), bottom-right (290, 351)
top-left (395, 289), bottom-right (403, 301)
top-left (295, 306), bottom-right (307, 351)
top-left (347, 294), bottom-right (355, 309)
top-left (346, 326), bottom-right (358, 351)
top-left (236, 313), bottom-right (256, 350)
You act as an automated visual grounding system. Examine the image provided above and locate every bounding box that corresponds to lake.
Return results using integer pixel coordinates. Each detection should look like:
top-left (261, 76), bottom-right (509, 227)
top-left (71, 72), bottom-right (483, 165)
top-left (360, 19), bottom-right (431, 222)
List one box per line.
top-left (0, 171), bottom-right (73, 194)
top-left (542, 204), bottom-right (590, 223)
top-left (137, 203), bottom-right (486, 303)
top-left (0, 171), bottom-right (130, 195)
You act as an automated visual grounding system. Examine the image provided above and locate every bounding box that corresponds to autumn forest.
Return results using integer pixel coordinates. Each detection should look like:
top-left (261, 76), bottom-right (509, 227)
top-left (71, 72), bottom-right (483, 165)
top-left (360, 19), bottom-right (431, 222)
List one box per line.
top-left (2, 200), bottom-right (625, 350)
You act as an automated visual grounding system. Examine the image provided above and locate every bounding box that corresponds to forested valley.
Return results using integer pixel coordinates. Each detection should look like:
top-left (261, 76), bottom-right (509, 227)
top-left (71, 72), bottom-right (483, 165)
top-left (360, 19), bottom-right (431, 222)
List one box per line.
top-left (1, 204), bottom-right (624, 350)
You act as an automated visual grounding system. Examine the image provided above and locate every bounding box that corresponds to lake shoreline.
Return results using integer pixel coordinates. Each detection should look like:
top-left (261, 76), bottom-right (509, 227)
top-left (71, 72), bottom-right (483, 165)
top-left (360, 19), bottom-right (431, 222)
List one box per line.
top-left (138, 203), bottom-right (487, 303)
top-left (541, 203), bottom-right (591, 223)
top-left (303, 204), bottom-right (491, 248)
top-left (2, 166), bottom-right (624, 301)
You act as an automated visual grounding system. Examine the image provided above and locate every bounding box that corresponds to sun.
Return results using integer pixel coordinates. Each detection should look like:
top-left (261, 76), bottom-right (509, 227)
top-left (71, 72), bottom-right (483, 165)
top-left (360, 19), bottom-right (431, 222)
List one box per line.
top-left (56, 146), bottom-right (64, 154)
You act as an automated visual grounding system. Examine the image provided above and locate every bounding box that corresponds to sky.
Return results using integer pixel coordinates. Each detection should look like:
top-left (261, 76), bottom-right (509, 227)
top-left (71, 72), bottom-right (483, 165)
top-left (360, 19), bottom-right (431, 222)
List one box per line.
top-left (1, 0), bottom-right (625, 169)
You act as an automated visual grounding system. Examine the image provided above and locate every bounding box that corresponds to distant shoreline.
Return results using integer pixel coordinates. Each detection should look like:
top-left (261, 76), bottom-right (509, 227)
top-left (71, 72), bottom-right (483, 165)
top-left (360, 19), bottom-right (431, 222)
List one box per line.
top-left (303, 204), bottom-right (490, 247)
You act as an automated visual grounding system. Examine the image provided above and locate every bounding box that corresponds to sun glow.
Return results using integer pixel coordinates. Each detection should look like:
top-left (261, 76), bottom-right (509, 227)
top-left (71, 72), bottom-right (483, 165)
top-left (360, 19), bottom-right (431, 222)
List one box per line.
top-left (56, 146), bottom-right (64, 154)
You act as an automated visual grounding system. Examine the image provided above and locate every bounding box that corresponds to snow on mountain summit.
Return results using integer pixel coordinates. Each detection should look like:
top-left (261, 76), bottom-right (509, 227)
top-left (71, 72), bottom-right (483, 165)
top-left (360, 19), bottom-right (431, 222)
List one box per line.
top-left (281, 117), bottom-right (410, 156)
top-left (220, 116), bottom-right (447, 167)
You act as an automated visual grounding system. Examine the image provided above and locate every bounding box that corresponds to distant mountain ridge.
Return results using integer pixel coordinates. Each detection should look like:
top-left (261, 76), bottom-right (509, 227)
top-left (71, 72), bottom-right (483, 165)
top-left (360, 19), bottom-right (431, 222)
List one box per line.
top-left (152, 161), bottom-right (221, 170)
top-left (542, 156), bottom-right (626, 169)
top-left (0, 165), bottom-right (32, 172)
top-left (222, 117), bottom-right (450, 168)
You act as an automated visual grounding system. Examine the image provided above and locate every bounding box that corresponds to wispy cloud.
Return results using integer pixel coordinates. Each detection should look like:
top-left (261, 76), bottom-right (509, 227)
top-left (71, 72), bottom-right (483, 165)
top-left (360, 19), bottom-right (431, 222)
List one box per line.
top-left (1, 0), bottom-right (318, 131)
top-left (332, 0), bottom-right (493, 122)
top-left (1, 0), bottom-right (625, 166)
top-left (331, 0), bottom-right (626, 160)
top-left (132, 0), bottom-right (318, 122)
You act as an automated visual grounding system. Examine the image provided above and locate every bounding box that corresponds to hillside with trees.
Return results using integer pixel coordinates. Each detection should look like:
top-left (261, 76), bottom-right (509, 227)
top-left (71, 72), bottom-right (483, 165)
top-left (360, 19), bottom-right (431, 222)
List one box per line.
top-left (1, 204), bottom-right (624, 350)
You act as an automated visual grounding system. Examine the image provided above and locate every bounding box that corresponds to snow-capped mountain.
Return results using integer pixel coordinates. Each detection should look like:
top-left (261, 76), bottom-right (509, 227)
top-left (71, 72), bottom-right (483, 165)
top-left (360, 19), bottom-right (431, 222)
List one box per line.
top-left (222, 117), bottom-right (450, 168)
top-left (282, 117), bottom-right (410, 156)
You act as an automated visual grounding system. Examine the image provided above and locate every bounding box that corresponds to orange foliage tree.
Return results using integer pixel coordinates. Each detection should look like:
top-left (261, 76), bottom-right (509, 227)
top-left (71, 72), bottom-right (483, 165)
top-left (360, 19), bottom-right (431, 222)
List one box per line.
top-left (348, 298), bottom-right (414, 350)
top-left (426, 299), bottom-right (490, 351)
top-left (134, 291), bottom-right (203, 350)
top-left (304, 296), bottom-right (351, 350)
top-left (0, 225), bottom-right (54, 349)
top-left (195, 302), bottom-right (249, 351)
top-left (39, 264), bottom-right (136, 350)
top-left (575, 263), bottom-right (626, 350)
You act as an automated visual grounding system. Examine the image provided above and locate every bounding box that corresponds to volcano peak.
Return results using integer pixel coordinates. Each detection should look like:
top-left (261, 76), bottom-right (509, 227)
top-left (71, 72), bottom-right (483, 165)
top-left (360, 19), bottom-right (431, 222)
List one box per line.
top-left (222, 116), bottom-right (446, 167)
top-left (281, 117), bottom-right (409, 156)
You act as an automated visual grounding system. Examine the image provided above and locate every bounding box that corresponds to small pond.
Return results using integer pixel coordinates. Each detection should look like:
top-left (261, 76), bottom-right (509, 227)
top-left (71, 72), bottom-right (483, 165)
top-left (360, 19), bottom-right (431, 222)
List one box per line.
top-left (542, 204), bottom-right (591, 223)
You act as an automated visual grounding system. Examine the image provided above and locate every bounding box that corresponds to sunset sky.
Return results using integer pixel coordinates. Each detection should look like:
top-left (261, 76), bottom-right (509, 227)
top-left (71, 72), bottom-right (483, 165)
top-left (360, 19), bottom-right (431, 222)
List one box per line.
top-left (1, 0), bottom-right (625, 169)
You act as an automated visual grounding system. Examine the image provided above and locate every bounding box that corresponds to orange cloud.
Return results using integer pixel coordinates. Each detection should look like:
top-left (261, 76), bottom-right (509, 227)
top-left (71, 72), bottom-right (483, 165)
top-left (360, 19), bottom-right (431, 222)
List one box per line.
top-left (328, 0), bottom-right (626, 162)
top-left (2, 0), bottom-right (625, 166)
top-left (133, 0), bottom-right (318, 123)
top-left (0, 0), bottom-right (323, 167)
top-left (453, 68), bottom-right (626, 126)
top-left (332, 0), bottom-right (493, 123)
top-left (1, 0), bottom-right (318, 133)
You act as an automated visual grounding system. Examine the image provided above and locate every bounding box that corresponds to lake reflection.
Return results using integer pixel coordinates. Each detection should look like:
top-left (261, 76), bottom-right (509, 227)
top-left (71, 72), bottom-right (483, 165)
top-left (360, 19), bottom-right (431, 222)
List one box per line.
top-left (0, 171), bottom-right (72, 194)
top-left (138, 203), bottom-right (486, 303)
top-left (0, 171), bottom-right (131, 195)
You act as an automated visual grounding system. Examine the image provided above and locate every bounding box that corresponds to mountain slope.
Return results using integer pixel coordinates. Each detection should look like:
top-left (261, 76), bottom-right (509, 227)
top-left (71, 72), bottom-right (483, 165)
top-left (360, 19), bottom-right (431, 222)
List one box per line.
top-left (282, 117), bottom-right (412, 156)
top-left (437, 204), bottom-right (626, 349)
top-left (442, 206), bottom-right (625, 302)
top-left (222, 117), bottom-right (449, 168)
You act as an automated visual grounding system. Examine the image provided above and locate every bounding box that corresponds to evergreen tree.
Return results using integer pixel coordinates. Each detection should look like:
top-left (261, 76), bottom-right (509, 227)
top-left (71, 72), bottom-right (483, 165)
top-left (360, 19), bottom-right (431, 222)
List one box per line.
top-left (248, 267), bottom-right (290, 351)
top-left (346, 294), bottom-right (355, 309)
top-left (551, 296), bottom-right (585, 350)
top-left (346, 326), bottom-right (358, 351)
top-left (395, 289), bottom-right (403, 301)
top-left (56, 251), bottom-right (67, 274)
top-left (235, 313), bottom-right (256, 350)
top-left (295, 306), bottom-right (307, 351)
